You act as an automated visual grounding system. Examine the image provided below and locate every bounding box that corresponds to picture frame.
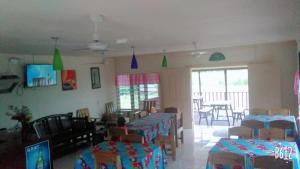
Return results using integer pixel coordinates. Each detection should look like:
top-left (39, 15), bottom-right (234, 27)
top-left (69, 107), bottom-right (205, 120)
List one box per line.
top-left (90, 67), bottom-right (101, 89)
top-left (61, 70), bottom-right (77, 91)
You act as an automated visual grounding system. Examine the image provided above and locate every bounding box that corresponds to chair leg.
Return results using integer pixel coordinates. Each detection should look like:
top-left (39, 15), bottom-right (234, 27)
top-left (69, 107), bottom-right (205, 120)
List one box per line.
top-left (199, 112), bottom-right (202, 125)
top-left (180, 130), bottom-right (184, 143)
top-left (205, 112), bottom-right (209, 126)
top-left (232, 113), bottom-right (235, 126)
top-left (171, 138), bottom-right (176, 161)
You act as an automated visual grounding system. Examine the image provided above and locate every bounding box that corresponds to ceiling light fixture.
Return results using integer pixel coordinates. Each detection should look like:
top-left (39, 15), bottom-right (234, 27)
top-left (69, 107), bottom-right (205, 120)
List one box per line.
top-left (130, 46), bottom-right (138, 69)
top-left (52, 37), bottom-right (64, 71)
top-left (162, 50), bottom-right (168, 68)
top-left (209, 52), bottom-right (225, 61)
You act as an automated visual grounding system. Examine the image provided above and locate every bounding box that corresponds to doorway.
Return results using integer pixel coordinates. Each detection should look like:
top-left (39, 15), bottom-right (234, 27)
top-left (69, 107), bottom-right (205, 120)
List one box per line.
top-left (192, 67), bottom-right (249, 142)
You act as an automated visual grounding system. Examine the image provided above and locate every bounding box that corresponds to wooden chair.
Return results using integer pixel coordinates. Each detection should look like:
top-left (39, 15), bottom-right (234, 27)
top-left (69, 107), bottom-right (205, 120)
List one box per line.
top-left (210, 152), bottom-right (244, 169)
top-left (108, 127), bottom-right (128, 141)
top-left (270, 120), bottom-right (295, 141)
top-left (164, 107), bottom-right (184, 147)
top-left (92, 151), bottom-right (121, 169)
top-left (249, 108), bottom-right (269, 115)
top-left (105, 102), bottom-right (115, 113)
top-left (193, 98), bottom-right (213, 126)
top-left (142, 100), bottom-right (156, 113)
top-left (241, 120), bottom-right (264, 138)
top-left (228, 126), bottom-right (252, 139)
top-left (120, 134), bottom-right (145, 144)
top-left (258, 128), bottom-right (285, 140)
top-left (77, 108), bottom-right (91, 118)
top-left (253, 156), bottom-right (293, 169)
top-left (269, 108), bottom-right (290, 116)
top-left (155, 135), bottom-right (176, 161)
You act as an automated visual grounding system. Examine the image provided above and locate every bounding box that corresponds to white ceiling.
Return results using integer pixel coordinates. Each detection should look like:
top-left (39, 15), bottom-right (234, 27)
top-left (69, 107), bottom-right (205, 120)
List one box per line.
top-left (0, 0), bottom-right (299, 57)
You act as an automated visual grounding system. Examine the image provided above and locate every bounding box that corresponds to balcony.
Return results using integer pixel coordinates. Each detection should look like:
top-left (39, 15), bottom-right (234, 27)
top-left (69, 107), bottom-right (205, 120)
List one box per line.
top-left (193, 91), bottom-right (249, 110)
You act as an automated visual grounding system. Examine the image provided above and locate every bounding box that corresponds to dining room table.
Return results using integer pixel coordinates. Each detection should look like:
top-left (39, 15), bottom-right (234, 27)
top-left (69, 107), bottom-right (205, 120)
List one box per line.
top-left (241, 115), bottom-right (298, 137)
top-left (74, 141), bottom-right (167, 169)
top-left (206, 138), bottom-right (300, 169)
top-left (126, 113), bottom-right (176, 143)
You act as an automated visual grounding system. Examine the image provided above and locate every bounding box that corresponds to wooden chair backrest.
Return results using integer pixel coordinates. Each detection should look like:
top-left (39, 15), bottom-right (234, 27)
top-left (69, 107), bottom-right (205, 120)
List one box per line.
top-left (164, 107), bottom-right (183, 128)
top-left (258, 128), bottom-right (285, 140)
top-left (105, 102), bottom-right (115, 113)
top-left (241, 120), bottom-right (265, 129)
top-left (120, 134), bottom-right (145, 144)
top-left (253, 156), bottom-right (292, 169)
top-left (228, 126), bottom-right (252, 139)
top-left (76, 108), bottom-right (90, 118)
top-left (108, 127), bottom-right (128, 139)
top-left (93, 151), bottom-right (122, 169)
top-left (142, 100), bottom-right (156, 113)
top-left (270, 120), bottom-right (294, 130)
top-left (211, 152), bottom-right (244, 169)
top-left (269, 108), bottom-right (290, 116)
top-left (164, 107), bottom-right (179, 114)
top-left (250, 108), bottom-right (269, 115)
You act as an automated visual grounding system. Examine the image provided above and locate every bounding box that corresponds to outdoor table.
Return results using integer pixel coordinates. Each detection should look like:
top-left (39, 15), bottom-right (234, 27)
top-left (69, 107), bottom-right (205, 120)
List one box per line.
top-left (209, 100), bottom-right (233, 126)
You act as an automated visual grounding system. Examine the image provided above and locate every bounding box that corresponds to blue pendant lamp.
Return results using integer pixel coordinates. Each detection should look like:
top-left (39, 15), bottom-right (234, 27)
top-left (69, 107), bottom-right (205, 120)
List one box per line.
top-left (52, 37), bottom-right (64, 71)
top-left (209, 52), bottom-right (225, 61)
top-left (131, 46), bottom-right (138, 69)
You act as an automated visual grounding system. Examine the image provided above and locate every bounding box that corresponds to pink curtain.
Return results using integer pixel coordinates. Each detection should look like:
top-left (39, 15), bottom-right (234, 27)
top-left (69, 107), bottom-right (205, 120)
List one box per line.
top-left (115, 73), bottom-right (160, 86)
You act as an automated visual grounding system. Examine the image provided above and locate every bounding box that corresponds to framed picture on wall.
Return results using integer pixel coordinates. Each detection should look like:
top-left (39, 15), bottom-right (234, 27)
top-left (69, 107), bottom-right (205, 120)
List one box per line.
top-left (90, 67), bottom-right (101, 89)
top-left (61, 70), bottom-right (77, 91)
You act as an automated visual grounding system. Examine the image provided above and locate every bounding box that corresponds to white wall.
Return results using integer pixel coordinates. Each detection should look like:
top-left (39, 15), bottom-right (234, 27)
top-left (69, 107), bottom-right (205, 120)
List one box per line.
top-left (114, 40), bottom-right (298, 128)
top-left (0, 54), bottom-right (116, 128)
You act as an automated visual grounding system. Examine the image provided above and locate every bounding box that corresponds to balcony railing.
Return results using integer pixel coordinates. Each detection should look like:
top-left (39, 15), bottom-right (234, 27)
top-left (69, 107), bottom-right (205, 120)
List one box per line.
top-left (193, 91), bottom-right (249, 110)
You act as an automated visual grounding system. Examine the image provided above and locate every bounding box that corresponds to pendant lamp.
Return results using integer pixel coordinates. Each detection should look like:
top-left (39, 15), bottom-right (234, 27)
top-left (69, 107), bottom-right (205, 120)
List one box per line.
top-left (131, 46), bottom-right (138, 69)
top-left (209, 52), bottom-right (225, 61)
top-left (161, 50), bottom-right (168, 68)
top-left (52, 37), bottom-right (64, 71)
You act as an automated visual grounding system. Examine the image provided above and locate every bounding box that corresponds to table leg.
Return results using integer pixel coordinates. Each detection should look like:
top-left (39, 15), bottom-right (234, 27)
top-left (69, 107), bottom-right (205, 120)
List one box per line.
top-left (225, 106), bottom-right (230, 126)
top-left (170, 117), bottom-right (176, 160)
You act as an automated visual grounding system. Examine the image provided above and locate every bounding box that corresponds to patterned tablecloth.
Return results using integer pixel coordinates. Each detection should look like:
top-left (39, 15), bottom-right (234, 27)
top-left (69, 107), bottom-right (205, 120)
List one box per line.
top-left (206, 138), bottom-right (300, 169)
top-left (74, 141), bottom-right (166, 169)
top-left (242, 115), bottom-right (298, 136)
top-left (127, 113), bottom-right (176, 143)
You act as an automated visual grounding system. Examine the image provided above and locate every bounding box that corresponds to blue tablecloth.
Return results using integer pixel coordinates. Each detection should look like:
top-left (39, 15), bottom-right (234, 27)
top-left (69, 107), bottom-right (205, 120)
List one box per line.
top-left (242, 115), bottom-right (298, 136)
top-left (206, 138), bottom-right (300, 169)
top-left (127, 113), bottom-right (175, 143)
top-left (74, 141), bottom-right (166, 169)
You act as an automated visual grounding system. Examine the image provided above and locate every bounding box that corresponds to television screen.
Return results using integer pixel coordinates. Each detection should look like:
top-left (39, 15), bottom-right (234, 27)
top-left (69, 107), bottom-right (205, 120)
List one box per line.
top-left (25, 140), bottom-right (52, 169)
top-left (25, 64), bottom-right (57, 87)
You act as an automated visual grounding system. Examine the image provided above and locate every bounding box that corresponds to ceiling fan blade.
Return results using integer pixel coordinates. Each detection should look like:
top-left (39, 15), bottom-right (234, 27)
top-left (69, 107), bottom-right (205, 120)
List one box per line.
top-left (72, 48), bottom-right (90, 51)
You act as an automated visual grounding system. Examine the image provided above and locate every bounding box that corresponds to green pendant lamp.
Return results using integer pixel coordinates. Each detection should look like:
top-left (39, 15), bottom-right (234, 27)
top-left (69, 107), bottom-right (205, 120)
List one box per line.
top-left (209, 52), bottom-right (225, 61)
top-left (52, 37), bottom-right (64, 71)
top-left (161, 50), bottom-right (168, 68)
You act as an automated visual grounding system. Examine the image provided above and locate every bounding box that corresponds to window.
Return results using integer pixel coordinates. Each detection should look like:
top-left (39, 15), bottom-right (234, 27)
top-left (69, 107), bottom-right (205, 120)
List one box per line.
top-left (116, 73), bottom-right (160, 110)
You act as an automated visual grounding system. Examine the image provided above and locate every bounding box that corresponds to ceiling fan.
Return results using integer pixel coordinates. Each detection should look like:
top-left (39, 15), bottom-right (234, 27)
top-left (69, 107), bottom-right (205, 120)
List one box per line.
top-left (74, 15), bottom-right (112, 52)
top-left (191, 41), bottom-right (208, 58)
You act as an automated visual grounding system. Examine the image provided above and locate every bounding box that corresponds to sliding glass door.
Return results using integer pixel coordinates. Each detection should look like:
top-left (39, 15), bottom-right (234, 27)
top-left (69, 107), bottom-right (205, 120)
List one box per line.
top-left (192, 68), bottom-right (249, 109)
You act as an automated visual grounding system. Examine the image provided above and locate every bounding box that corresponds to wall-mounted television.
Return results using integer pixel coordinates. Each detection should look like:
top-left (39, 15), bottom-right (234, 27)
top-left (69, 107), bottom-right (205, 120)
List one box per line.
top-left (24, 64), bottom-right (57, 88)
top-left (25, 139), bottom-right (53, 169)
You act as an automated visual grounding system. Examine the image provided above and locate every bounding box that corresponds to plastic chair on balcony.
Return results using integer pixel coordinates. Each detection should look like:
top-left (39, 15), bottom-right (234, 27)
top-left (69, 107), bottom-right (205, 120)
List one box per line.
top-left (193, 98), bottom-right (213, 125)
top-left (230, 107), bottom-right (246, 126)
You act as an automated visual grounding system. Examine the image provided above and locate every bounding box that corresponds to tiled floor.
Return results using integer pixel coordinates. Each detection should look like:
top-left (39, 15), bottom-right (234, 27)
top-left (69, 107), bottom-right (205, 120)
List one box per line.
top-left (54, 123), bottom-right (229, 169)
